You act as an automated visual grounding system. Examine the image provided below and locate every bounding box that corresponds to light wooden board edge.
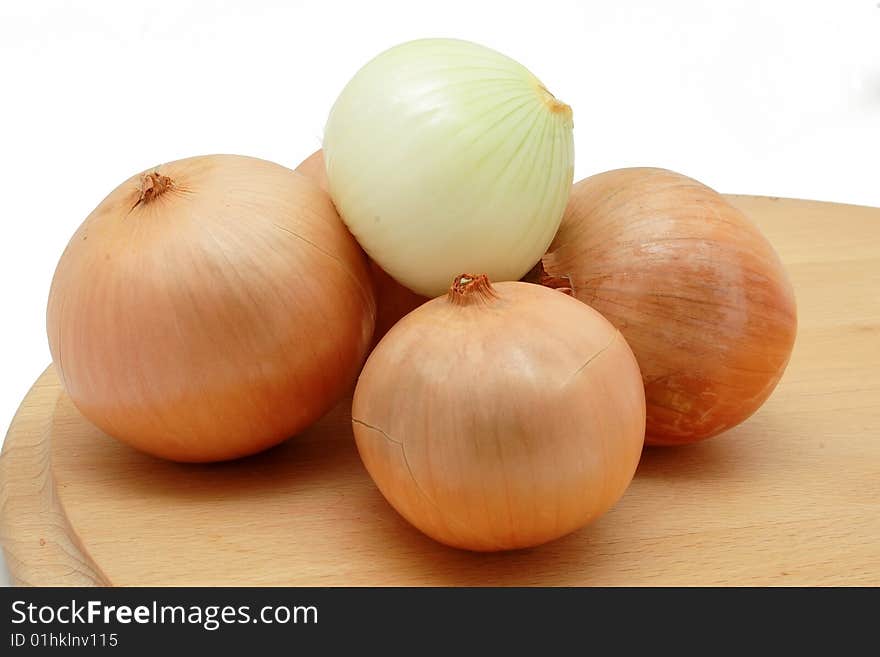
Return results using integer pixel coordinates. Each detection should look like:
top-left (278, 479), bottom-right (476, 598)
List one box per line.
top-left (0, 366), bottom-right (106, 586)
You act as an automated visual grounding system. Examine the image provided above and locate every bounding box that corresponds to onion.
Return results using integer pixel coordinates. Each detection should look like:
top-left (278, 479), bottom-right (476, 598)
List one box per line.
top-left (352, 274), bottom-right (645, 551)
top-left (295, 149), bottom-right (427, 342)
top-left (537, 168), bottom-right (797, 445)
top-left (47, 154), bottom-right (376, 462)
top-left (294, 149), bottom-right (328, 190)
top-left (323, 38), bottom-right (575, 297)
top-left (368, 262), bottom-right (428, 342)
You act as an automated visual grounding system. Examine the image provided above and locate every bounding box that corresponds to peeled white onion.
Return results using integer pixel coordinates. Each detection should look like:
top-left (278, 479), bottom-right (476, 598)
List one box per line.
top-left (323, 38), bottom-right (575, 297)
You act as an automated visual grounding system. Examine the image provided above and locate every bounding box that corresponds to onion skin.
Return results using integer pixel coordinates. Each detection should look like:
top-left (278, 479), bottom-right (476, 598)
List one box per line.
top-left (294, 149), bottom-right (328, 190)
top-left (352, 275), bottom-right (645, 551)
top-left (48, 154), bottom-right (376, 462)
top-left (295, 149), bottom-right (427, 342)
top-left (540, 168), bottom-right (797, 446)
top-left (367, 261), bottom-right (428, 342)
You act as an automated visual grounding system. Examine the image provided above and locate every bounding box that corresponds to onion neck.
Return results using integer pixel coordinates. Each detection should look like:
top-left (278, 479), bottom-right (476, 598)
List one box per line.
top-left (447, 273), bottom-right (498, 306)
top-left (536, 82), bottom-right (573, 122)
top-left (525, 261), bottom-right (574, 297)
top-left (137, 171), bottom-right (173, 205)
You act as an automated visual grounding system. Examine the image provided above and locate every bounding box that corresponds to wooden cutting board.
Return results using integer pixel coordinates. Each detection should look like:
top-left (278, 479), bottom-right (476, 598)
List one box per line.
top-left (2, 195), bottom-right (879, 586)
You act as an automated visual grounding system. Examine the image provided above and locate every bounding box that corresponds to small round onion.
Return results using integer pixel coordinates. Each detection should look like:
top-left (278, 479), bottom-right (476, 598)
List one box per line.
top-left (323, 38), bottom-right (575, 297)
top-left (352, 275), bottom-right (645, 551)
top-left (48, 154), bottom-right (376, 462)
top-left (295, 149), bottom-right (427, 342)
top-left (538, 168), bottom-right (797, 445)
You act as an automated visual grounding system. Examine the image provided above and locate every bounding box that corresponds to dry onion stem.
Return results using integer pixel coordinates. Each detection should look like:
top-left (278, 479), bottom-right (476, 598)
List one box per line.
top-left (48, 154), bottom-right (376, 462)
top-left (539, 168), bottom-right (797, 445)
top-left (352, 275), bottom-right (645, 551)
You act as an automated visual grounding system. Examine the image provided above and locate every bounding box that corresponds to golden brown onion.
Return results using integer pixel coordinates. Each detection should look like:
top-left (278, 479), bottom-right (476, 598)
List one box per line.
top-left (48, 154), bottom-right (376, 462)
top-left (539, 168), bottom-right (797, 445)
top-left (352, 274), bottom-right (646, 551)
top-left (295, 149), bottom-right (426, 342)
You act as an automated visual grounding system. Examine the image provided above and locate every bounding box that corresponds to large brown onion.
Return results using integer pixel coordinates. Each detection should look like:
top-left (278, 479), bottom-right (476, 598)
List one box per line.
top-left (47, 154), bottom-right (376, 462)
top-left (538, 168), bottom-right (797, 445)
top-left (353, 274), bottom-right (646, 551)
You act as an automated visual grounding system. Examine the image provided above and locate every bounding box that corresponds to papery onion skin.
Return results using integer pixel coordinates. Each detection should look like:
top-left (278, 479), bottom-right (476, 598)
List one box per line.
top-left (294, 149), bottom-right (328, 190)
top-left (323, 38), bottom-right (575, 297)
top-left (367, 262), bottom-right (428, 342)
top-left (48, 154), bottom-right (376, 462)
top-left (539, 168), bottom-right (797, 446)
top-left (352, 275), bottom-right (645, 552)
top-left (295, 149), bottom-right (427, 342)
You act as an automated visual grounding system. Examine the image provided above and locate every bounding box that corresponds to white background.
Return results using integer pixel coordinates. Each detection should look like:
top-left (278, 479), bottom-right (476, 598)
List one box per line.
top-left (0, 0), bottom-right (877, 585)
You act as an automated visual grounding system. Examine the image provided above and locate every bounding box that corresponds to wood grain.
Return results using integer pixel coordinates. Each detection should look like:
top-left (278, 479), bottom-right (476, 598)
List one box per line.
top-left (1, 195), bottom-right (878, 585)
top-left (0, 369), bottom-right (104, 585)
